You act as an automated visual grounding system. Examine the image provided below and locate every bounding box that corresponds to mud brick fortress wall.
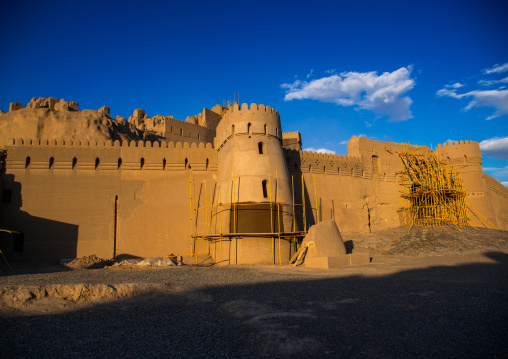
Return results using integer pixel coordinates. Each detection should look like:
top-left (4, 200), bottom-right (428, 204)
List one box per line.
top-left (1, 138), bottom-right (218, 261)
top-left (1, 100), bottom-right (507, 263)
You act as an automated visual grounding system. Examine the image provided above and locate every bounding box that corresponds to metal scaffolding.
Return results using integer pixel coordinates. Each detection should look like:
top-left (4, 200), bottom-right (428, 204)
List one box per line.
top-left (399, 144), bottom-right (469, 231)
top-left (189, 173), bottom-right (319, 265)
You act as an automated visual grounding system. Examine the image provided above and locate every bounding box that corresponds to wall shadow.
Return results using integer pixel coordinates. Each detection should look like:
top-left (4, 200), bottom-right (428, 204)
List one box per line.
top-left (0, 174), bottom-right (79, 262)
top-left (0, 251), bottom-right (506, 358)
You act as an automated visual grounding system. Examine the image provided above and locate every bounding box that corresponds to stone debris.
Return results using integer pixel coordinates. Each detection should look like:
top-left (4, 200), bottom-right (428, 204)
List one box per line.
top-left (114, 257), bottom-right (180, 267)
top-left (64, 254), bottom-right (112, 269)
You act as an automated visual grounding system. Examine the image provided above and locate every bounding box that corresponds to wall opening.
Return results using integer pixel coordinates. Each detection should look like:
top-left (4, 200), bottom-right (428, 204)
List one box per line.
top-left (372, 155), bottom-right (379, 174)
top-left (309, 164), bottom-right (312, 172)
top-left (25, 156), bottom-right (30, 168)
top-left (323, 166), bottom-right (326, 174)
top-left (264, 124), bottom-right (267, 135)
top-left (95, 157), bottom-right (100, 169)
top-left (140, 157), bottom-right (145, 169)
top-left (118, 158), bottom-right (122, 169)
top-left (185, 158), bottom-right (188, 170)
top-left (205, 158), bottom-right (209, 170)
top-left (258, 142), bottom-right (264, 154)
top-left (180, 129), bottom-right (183, 136)
top-left (232, 124), bottom-right (235, 135)
top-left (247, 122), bottom-right (252, 134)
top-left (49, 157), bottom-right (54, 169)
top-left (2, 189), bottom-right (12, 203)
top-left (72, 157), bottom-right (77, 169)
top-left (198, 134), bottom-right (200, 139)
top-left (163, 158), bottom-right (166, 170)
top-left (262, 180), bottom-right (268, 198)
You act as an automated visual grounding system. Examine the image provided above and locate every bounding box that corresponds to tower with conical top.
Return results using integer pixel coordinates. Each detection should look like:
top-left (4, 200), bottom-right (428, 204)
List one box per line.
top-left (214, 103), bottom-right (296, 264)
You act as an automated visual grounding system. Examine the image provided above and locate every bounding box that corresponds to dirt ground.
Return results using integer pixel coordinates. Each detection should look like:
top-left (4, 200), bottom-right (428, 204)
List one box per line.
top-left (1, 225), bottom-right (507, 358)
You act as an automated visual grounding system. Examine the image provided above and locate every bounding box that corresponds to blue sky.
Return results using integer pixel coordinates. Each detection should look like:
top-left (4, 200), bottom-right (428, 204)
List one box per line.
top-left (1, 0), bottom-right (507, 185)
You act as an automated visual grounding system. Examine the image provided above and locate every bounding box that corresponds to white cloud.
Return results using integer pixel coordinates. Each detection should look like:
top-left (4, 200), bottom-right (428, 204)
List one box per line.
top-left (439, 63), bottom-right (508, 120)
top-left (306, 69), bottom-right (314, 79)
top-left (479, 136), bottom-right (508, 160)
top-left (281, 66), bottom-right (415, 122)
top-left (303, 147), bottom-right (336, 154)
top-left (464, 90), bottom-right (508, 120)
top-left (448, 82), bottom-right (464, 89)
top-left (437, 87), bottom-right (508, 120)
top-left (325, 69), bottom-right (336, 74)
top-left (483, 63), bottom-right (508, 74)
top-left (478, 77), bottom-right (508, 86)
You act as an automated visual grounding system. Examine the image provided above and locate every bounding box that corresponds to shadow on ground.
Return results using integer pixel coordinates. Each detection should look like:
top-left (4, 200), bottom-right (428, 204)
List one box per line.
top-left (1, 251), bottom-right (507, 358)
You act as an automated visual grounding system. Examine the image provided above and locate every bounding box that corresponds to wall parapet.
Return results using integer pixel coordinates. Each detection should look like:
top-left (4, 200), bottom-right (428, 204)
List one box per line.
top-left (8, 138), bottom-right (214, 149)
top-left (215, 103), bottom-right (282, 150)
top-left (436, 140), bottom-right (478, 148)
top-left (284, 148), bottom-right (366, 177)
top-left (5, 138), bottom-right (218, 172)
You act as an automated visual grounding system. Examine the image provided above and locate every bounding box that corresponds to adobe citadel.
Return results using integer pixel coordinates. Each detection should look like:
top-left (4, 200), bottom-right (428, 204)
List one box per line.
top-left (1, 97), bottom-right (507, 264)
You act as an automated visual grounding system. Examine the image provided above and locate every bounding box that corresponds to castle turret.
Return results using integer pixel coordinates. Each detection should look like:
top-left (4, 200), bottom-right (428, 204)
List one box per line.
top-left (435, 140), bottom-right (498, 227)
top-left (214, 103), bottom-right (295, 264)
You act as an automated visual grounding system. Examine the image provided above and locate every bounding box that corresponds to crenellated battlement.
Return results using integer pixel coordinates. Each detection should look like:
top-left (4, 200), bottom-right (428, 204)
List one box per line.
top-left (284, 148), bottom-right (366, 177)
top-left (8, 138), bottom-right (214, 149)
top-left (434, 140), bottom-right (482, 166)
top-left (5, 138), bottom-right (218, 172)
top-left (282, 131), bottom-right (301, 138)
top-left (215, 103), bottom-right (282, 150)
top-left (436, 140), bottom-right (478, 148)
top-left (226, 102), bottom-right (280, 116)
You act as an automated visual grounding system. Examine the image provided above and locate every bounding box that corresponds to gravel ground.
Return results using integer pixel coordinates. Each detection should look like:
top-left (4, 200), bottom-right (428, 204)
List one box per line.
top-left (1, 227), bottom-right (507, 358)
top-left (344, 226), bottom-right (508, 255)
